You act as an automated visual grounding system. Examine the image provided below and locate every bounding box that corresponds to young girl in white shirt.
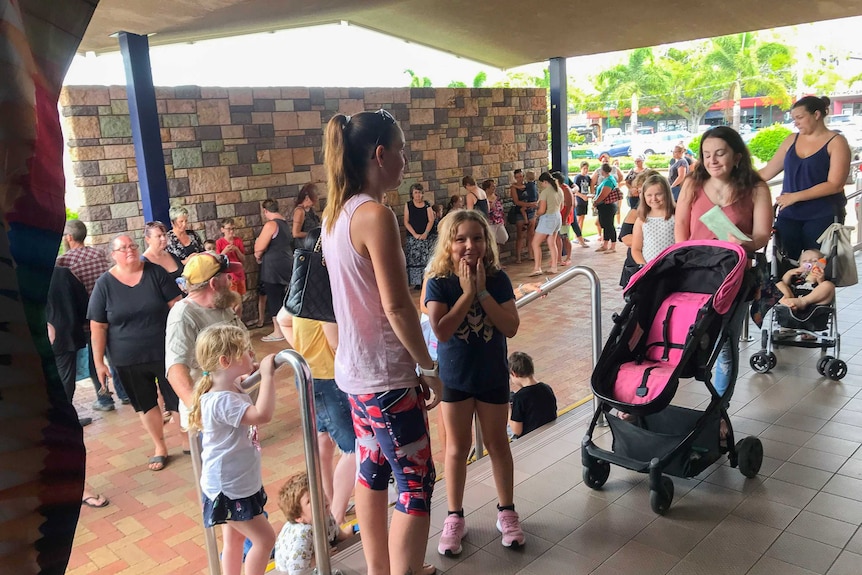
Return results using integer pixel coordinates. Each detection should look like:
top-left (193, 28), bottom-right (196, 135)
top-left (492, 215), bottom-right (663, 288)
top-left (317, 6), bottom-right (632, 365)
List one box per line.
top-left (632, 172), bottom-right (676, 265)
top-left (188, 324), bottom-right (277, 575)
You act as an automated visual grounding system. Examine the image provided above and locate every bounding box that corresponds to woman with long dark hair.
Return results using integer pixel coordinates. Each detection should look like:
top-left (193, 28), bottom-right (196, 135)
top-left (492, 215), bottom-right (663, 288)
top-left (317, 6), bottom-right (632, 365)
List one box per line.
top-left (321, 109), bottom-right (441, 575)
top-left (291, 183), bottom-right (322, 250)
top-left (675, 126), bottom-right (772, 398)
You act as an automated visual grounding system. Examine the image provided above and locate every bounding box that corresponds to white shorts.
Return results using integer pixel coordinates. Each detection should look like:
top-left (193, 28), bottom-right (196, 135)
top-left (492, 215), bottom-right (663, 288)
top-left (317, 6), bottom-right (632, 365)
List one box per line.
top-left (490, 223), bottom-right (509, 245)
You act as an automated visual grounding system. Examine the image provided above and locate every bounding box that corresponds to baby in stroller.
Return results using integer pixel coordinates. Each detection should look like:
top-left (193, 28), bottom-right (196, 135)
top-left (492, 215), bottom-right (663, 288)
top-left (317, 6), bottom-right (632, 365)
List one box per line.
top-left (750, 243), bottom-right (846, 381)
top-left (775, 248), bottom-right (835, 314)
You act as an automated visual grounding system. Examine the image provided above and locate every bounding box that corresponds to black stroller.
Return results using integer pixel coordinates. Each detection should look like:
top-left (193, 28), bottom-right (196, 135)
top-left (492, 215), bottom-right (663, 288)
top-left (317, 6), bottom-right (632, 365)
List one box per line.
top-left (582, 241), bottom-right (764, 515)
top-left (749, 230), bottom-right (847, 381)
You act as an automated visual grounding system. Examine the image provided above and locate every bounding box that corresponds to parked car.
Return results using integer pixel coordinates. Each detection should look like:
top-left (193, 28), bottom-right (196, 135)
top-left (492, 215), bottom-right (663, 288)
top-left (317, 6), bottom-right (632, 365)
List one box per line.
top-left (591, 137), bottom-right (633, 158)
top-left (827, 114), bottom-right (858, 127)
top-left (630, 130), bottom-right (692, 157)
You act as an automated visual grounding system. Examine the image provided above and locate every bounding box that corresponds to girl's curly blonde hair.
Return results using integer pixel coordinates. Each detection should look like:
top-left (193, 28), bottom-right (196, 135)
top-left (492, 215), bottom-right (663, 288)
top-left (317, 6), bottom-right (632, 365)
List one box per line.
top-left (425, 209), bottom-right (500, 279)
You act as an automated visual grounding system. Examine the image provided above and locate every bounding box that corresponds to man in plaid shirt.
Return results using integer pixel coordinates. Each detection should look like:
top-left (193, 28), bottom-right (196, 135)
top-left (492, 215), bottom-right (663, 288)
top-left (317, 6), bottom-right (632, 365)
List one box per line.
top-left (57, 220), bottom-right (127, 410)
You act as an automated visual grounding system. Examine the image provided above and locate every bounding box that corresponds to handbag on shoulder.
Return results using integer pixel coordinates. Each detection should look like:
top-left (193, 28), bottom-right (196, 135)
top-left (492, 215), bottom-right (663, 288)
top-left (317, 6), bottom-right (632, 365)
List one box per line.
top-left (283, 227), bottom-right (336, 323)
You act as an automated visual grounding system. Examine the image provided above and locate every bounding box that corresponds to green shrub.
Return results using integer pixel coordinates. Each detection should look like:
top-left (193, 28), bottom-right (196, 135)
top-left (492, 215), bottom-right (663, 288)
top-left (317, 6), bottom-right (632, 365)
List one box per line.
top-left (748, 124), bottom-right (792, 163)
top-left (646, 154), bottom-right (670, 169)
top-left (688, 134), bottom-right (702, 157)
top-left (66, 207), bottom-right (79, 221)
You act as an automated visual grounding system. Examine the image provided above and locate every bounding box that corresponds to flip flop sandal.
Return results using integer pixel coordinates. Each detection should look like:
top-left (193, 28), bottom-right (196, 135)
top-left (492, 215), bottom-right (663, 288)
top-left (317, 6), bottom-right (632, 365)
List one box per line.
top-left (260, 334), bottom-right (285, 342)
top-left (82, 495), bottom-right (110, 508)
top-left (148, 455), bottom-right (168, 471)
top-left (527, 270), bottom-right (543, 277)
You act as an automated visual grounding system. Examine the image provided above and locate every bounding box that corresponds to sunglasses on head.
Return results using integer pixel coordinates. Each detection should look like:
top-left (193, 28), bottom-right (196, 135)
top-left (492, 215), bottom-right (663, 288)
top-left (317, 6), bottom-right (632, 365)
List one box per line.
top-left (371, 109), bottom-right (396, 157)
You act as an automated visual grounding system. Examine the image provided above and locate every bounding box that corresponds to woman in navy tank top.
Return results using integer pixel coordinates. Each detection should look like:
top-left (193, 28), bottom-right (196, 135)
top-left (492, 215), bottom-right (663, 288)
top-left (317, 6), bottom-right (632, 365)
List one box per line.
top-left (759, 95), bottom-right (852, 260)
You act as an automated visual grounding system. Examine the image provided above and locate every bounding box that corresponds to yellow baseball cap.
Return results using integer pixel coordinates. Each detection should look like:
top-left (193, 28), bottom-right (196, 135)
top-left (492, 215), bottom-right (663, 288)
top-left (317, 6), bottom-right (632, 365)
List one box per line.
top-left (182, 252), bottom-right (242, 284)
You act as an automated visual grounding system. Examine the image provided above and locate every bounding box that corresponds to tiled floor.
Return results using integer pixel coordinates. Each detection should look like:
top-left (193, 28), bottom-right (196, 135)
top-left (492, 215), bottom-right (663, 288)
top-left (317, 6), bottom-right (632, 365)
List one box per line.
top-left (330, 258), bottom-right (862, 575)
top-left (66, 240), bottom-right (862, 575)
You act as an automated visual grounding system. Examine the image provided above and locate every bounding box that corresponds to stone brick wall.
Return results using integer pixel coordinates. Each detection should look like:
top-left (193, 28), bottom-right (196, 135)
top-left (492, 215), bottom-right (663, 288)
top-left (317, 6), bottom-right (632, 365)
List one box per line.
top-left (61, 85), bottom-right (549, 297)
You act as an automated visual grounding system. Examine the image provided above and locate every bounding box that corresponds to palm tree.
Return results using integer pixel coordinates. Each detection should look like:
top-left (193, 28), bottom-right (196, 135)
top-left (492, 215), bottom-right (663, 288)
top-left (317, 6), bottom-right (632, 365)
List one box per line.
top-left (404, 69), bottom-right (432, 88)
top-left (704, 33), bottom-right (792, 129)
top-left (658, 45), bottom-right (726, 129)
top-left (594, 48), bottom-right (670, 134)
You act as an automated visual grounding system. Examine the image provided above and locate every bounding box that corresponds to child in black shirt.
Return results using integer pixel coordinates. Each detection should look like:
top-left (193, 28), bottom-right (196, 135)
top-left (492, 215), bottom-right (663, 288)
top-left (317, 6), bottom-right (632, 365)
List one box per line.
top-left (508, 351), bottom-right (557, 438)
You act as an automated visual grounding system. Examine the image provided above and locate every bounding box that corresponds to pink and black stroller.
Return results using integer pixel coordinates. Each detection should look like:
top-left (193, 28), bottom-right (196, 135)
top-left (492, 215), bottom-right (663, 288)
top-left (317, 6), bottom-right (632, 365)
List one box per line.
top-left (581, 241), bottom-right (764, 514)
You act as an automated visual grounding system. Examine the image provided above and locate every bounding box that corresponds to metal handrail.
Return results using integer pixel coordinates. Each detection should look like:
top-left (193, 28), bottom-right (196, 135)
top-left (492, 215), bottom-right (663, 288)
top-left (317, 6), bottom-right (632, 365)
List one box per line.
top-left (473, 265), bottom-right (605, 459)
top-left (192, 349), bottom-right (340, 575)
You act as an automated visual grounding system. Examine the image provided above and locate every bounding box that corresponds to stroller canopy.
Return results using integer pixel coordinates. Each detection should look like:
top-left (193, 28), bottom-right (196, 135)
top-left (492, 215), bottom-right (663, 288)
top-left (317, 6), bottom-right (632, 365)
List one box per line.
top-left (624, 240), bottom-right (748, 315)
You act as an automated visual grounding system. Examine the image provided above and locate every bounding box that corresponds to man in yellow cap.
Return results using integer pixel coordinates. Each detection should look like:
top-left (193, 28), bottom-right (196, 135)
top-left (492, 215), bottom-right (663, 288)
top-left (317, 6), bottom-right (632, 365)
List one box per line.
top-left (165, 252), bottom-right (247, 437)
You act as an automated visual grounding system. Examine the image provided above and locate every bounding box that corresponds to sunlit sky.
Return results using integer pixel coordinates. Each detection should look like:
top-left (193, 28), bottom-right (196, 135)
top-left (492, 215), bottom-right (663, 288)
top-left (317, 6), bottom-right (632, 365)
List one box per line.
top-left (64, 17), bottom-right (862, 90)
top-left (62, 16), bottom-right (862, 208)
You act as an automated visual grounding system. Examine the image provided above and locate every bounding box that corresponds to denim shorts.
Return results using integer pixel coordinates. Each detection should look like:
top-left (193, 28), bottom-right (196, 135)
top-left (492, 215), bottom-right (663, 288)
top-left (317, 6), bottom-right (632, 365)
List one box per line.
top-left (535, 212), bottom-right (562, 235)
top-left (311, 379), bottom-right (356, 454)
top-left (202, 486), bottom-right (267, 527)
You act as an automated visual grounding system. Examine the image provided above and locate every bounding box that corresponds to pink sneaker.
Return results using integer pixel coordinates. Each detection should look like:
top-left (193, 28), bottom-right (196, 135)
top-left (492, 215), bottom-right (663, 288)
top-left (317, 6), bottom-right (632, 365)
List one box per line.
top-left (496, 509), bottom-right (525, 548)
top-left (437, 514), bottom-right (467, 556)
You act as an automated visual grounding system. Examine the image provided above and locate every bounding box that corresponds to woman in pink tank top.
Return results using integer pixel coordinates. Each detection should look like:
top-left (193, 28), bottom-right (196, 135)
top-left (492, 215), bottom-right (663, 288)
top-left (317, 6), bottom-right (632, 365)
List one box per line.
top-left (674, 127), bottom-right (772, 407)
top-left (320, 109), bottom-right (441, 575)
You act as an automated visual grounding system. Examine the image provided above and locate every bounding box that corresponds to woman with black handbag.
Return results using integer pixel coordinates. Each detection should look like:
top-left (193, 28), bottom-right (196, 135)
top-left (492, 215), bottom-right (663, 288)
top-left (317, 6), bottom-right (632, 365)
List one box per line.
top-left (321, 109), bottom-right (441, 575)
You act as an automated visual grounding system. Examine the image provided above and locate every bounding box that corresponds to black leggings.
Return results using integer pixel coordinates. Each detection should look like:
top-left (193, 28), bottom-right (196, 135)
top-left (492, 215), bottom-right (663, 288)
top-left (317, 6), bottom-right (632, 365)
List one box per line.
top-left (597, 203), bottom-right (618, 242)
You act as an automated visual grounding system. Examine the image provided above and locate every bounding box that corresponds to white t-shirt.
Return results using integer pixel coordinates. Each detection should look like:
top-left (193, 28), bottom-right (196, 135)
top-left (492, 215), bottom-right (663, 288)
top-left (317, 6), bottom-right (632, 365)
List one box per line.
top-left (199, 390), bottom-right (260, 500)
top-left (274, 514), bottom-right (339, 575)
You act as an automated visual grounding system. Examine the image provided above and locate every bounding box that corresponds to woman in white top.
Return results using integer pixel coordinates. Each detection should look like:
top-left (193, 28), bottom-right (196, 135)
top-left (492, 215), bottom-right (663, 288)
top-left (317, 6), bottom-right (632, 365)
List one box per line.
top-left (528, 171), bottom-right (564, 276)
top-left (321, 109), bottom-right (442, 575)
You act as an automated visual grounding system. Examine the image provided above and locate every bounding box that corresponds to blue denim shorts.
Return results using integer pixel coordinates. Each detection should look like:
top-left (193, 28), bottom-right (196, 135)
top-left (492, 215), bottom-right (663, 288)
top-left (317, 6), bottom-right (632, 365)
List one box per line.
top-left (536, 212), bottom-right (562, 235)
top-left (314, 379), bottom-right (356, 453)
top-left (310, 378), bottom-right (356, 454)
top-left (202, 486), bottom-right (267, 527)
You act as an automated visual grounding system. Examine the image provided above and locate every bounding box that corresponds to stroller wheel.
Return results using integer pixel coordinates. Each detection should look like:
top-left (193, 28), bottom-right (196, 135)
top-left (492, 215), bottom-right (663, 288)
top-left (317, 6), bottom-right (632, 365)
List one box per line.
top-left (582, 460), bottom-right (611, 489)
top-left (736, 437), bottom-right (763, 478)
top-left (817, 355), bottom-right (834, 376)
top-left (826, 359), bottom-right (848, 381)
top-left (749, 351), bottom-right (775, 373)
top-left (649, 476), bottom-right (674, 515)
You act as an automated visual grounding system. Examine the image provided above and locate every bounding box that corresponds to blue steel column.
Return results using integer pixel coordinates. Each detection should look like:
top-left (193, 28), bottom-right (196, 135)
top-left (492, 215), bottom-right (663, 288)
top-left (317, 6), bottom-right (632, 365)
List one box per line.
top-left (549, 57), bottom-right (568, 176)
top-left (118, 31), bottom-right (169, 224)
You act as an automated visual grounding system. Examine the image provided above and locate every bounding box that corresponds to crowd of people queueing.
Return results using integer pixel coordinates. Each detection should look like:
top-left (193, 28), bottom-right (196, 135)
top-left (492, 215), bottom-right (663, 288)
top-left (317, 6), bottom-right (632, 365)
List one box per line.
top-left (50, 93), bottom-right (851, 575)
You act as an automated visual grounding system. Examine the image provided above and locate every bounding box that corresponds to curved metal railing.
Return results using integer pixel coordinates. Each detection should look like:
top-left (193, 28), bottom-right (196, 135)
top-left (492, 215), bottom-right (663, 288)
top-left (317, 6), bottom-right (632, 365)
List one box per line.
top-left (473, 265), bottom-right (605, 459)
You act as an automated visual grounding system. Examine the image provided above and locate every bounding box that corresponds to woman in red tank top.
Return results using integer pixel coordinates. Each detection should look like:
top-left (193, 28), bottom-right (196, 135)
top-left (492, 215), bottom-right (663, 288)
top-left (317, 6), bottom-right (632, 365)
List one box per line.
top-left (674, 126), bottom-right (772, 405)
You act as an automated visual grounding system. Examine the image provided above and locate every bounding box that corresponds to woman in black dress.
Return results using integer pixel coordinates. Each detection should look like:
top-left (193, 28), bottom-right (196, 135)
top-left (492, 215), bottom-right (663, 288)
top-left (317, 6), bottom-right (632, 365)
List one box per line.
top-left (403, 182), bottom-right (434, 289)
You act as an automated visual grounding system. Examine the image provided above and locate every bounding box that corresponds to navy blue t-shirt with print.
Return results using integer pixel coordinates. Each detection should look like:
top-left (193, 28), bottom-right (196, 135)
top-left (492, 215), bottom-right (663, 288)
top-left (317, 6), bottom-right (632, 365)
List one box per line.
top-left (425, 270), bottom-right (515, 394)
top-left (573, 174), bottom-right (591, 208)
